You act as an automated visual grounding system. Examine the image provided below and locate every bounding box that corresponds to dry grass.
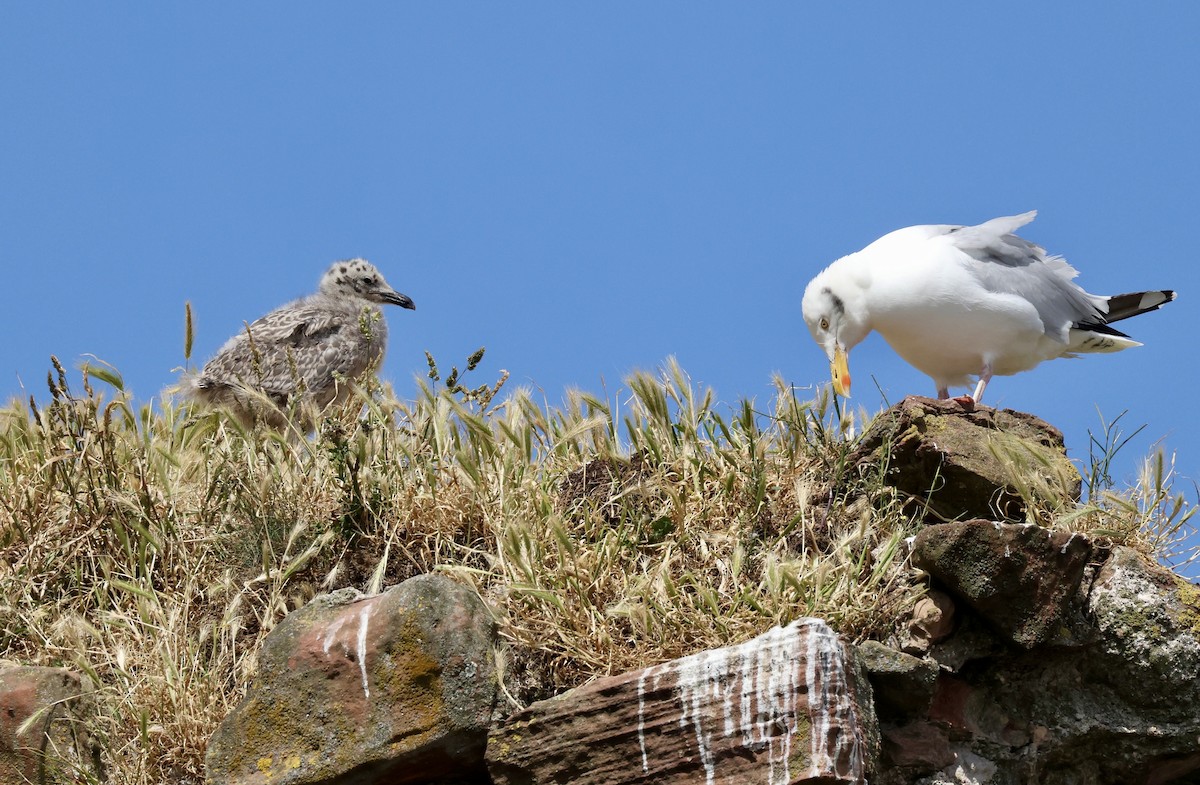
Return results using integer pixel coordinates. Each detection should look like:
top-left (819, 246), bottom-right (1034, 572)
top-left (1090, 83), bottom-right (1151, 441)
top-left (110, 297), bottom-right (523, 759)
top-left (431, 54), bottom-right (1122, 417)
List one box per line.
top-left (0, 354), bottom-right (1193, 783)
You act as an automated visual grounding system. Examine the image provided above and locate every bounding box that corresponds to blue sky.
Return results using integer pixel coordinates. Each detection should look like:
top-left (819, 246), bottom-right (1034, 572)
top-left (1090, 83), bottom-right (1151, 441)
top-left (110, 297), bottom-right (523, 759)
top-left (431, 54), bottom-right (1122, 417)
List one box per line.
top-left (2, 5), bottom-right (1197, 576)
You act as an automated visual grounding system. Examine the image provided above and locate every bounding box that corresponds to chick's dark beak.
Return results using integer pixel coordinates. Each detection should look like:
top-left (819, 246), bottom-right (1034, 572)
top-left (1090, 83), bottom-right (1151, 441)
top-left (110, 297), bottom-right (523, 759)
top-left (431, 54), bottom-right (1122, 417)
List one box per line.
top-left (379, 290), bottom-right (416, 310)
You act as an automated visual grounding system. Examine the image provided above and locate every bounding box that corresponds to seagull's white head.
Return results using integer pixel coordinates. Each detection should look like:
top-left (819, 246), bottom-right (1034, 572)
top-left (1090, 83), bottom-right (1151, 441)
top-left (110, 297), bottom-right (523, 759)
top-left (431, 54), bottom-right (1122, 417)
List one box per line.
top-left (320, 258), bottom-right (416, 310)
top-left (801, 260), bottom-right (871, 398)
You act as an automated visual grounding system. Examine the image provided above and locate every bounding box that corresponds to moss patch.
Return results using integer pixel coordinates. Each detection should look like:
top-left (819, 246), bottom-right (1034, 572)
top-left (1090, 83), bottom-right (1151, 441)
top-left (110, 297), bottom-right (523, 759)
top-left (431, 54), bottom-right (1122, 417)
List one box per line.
top-left (1172, 578), bottom-right (1200, 636)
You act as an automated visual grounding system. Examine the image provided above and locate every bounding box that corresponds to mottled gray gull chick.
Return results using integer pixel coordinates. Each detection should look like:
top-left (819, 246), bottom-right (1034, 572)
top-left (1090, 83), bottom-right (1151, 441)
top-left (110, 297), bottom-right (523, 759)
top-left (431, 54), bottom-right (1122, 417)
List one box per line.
top-left (189, 258), bottom-right (415, 429)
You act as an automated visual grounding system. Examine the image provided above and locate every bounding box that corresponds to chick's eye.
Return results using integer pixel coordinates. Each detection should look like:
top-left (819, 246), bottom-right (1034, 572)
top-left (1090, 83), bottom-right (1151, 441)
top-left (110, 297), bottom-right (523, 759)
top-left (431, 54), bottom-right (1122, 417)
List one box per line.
top-left (362, 276), bottom-right (374, 285)
top-left (819, 317), bottom-right (830, 331)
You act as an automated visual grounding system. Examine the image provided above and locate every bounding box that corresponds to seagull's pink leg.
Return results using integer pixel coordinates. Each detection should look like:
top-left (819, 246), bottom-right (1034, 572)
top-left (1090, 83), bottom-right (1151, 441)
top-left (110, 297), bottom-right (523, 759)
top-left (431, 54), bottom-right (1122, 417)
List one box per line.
top-left (971, 363), bottom-right (993, 403)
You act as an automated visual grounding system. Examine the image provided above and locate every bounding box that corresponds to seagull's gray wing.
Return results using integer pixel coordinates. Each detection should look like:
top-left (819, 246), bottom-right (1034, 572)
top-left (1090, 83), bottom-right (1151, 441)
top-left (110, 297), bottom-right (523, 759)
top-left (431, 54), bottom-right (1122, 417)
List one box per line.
top-left (941, 212), bottom-right (1106, 343)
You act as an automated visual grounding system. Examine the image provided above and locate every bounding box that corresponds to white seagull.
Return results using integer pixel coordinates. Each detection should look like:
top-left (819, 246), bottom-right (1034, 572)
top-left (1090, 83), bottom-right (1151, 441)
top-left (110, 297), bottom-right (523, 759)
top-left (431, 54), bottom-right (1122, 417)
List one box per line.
top-left (801, 211), bottom-right (1174, 404)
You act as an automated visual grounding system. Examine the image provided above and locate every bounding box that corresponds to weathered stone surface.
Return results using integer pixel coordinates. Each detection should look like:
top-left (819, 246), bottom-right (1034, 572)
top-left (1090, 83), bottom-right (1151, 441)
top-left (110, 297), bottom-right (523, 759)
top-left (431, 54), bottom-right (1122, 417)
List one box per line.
top-left (205, 574), bottom-right (497, 785)
top-left (488, 618), bottom-right (876, 785)
top-left (912, 520), bottom-right (1091, 649)
top-left (855, 641), bottom-right (937, 720)
top-left (869, 547), bottom-right (1200, 784)
top-left (852, 396), bottom-right (1081, 522)
top-left (924, 613), bottom-right (1002, 673)
top-left (879, 721), bottom-right (953, 773)
top-left (915, 640), bottom-right (1200, 784)
top-left (0, 666), bottom-right (101, 785)
top-left (1088, 546), bottom-right (1200, 712)
top-left (901, 590), bottom-right (955, 656)
top-left (926, 672), bottom-right (1029, 748)
top-left (919, 749), bottom-right (999, 785)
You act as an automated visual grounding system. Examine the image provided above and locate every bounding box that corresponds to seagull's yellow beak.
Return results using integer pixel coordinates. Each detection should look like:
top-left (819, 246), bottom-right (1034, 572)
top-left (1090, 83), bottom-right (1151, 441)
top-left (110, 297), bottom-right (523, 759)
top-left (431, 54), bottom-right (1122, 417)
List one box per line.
top-left (830, 344), bottom-right (851, 397)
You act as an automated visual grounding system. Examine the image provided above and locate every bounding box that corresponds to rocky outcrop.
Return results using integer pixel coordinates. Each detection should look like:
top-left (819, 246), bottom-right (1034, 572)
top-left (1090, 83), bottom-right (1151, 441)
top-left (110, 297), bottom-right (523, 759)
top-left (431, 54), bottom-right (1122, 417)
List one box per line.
top-left (853, 400), bottom-right (1200, 784)
top-left (482, 535), bottom-right (1200, 785)
top-left (869, 544), bottom-right (1200, 784)
top-left (852, 397), bottom-right (1081, 522)
top-left (196, 398), bottom-right (1199, 785)
top-left (487, 618), bottom-right (876, 785)
top-left (205, 574), bottom-right (498, 785)
top-left (912, 520), bottom-right (1092, 649)
top-left (0, 665), bottom-right (102, 784)
top-left (855, 641), bottom-right (937, 721)
top-left (1089, 547), bottom-right (1200, 718)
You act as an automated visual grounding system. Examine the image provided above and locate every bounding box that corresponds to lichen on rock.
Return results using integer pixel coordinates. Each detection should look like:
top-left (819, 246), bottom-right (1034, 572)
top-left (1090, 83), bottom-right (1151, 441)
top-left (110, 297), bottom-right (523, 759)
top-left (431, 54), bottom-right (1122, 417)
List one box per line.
top-left (1089, 547), bottom-right (1200, 711)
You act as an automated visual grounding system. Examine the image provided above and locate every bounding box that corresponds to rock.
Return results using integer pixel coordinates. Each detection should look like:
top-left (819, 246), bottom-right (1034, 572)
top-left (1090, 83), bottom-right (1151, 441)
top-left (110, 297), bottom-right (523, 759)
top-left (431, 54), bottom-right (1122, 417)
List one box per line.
top-left (205, 574), bottom-right (497, 785)
top-left (915, 638), bottom-right (1200, 783)
top-left (488, 618), bottom-right (876, 785)
top-left (901, 590), bottom-right (956, 656)
top-left (0, 665), bottom-right (102, 784)
top-left (855, 641), bottom-right (938, 720)
top-left (926, 672), bottom-right (1028, 748)
top-left (1145, 752), bottom-right (1200, 785)
top-left (879, 721), bottom-right (954, 772)
top-left (1088, 546), bottom-right (1200, 713)
top-left (875, 547), bottom-right (1200, 784)
top-left (923, 748), bottom-right (999, 785)
top-left (925, 613), bottom-right (1003, 673)
top-left (852, 397), bottom-right (1081, 522)
top-left (912, 520), bottom-right (1091, 649)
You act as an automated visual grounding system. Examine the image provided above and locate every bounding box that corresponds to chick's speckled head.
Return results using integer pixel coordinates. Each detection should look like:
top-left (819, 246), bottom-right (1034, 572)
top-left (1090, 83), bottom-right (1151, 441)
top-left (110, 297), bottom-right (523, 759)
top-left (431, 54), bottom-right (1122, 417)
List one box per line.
top-left (320, 258), bottom-right (415, 309)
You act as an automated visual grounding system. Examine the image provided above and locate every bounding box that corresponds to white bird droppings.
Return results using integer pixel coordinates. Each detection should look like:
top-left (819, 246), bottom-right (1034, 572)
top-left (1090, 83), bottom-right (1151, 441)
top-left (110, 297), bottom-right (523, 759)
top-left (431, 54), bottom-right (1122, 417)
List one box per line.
top-left (356, 603), bottom-right (372, 700)
top-left (636, 617), bottom-right (865, 784)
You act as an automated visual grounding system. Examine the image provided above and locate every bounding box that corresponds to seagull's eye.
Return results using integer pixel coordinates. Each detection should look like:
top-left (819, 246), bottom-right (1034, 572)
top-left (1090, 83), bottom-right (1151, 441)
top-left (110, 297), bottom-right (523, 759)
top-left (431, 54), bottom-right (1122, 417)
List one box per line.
top-left (819, 317), bottom-right (830, 331)
top-left (362, 276), bottom-right (374, 286)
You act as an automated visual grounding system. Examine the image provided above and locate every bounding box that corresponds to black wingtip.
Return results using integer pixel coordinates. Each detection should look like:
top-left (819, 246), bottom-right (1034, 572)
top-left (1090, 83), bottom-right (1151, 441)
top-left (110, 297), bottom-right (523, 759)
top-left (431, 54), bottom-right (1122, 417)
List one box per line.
top-left (1074, 320), bottom-right (1131, 339)
top-left (1102, 289), bottom-right (1175, 324)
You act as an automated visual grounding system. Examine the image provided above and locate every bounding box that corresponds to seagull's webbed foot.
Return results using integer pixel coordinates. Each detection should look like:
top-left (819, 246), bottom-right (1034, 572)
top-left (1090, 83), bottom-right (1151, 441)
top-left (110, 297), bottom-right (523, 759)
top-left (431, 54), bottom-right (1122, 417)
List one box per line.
top-left (935, 383), bottom-right (974, 410)
top-left (944, 364), bottom-right (994, 411)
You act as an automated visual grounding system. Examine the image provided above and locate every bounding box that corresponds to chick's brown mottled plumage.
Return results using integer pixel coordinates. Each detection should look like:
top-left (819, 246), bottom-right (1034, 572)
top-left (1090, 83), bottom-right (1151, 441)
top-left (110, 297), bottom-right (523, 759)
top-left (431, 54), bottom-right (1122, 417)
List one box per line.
top-left (189, 259), bottom-right (415, 428)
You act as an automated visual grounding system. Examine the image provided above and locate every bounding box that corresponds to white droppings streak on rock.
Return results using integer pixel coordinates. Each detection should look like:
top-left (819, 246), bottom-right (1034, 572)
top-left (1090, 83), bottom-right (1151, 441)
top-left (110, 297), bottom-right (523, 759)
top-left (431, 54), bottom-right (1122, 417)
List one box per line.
top-left (722, 658), bottom-right (737, 738)
top-left (637, 665), bottom-right (661, 774)
top-left (758, 625), bottom-right (797, 785)
top-left (675, 649), bottom-right (719, 784)
top-left (739, 646), bottom-right (755, 746)
top-left (638, 668), bottom-right (649, 773)
top-left (356, 603), bottom-right (372, 700)
top-left (1060, 532), bottom-right (1080, 555)
top-left (802, 618), bottom-right (865, 781)
top-left (320, 616), bottom-right (348, 655)
top-left (805, 622), bottom-right (823, 776)
top-left (634, 618), bottom-right (866, 785)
